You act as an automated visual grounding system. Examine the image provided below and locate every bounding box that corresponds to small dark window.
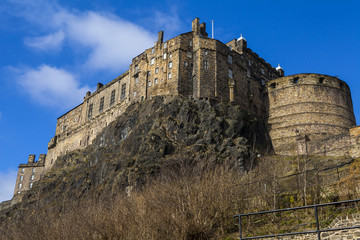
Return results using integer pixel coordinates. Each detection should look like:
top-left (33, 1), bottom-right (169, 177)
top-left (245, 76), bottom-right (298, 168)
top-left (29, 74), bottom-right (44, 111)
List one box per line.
top-left (88, 103), bottom-right (93, 118)
top-left (99, 96), bottom-right (104, 112)
top-left (292, 77), bottom-right (299, 84)
top-left (339, 82), bottom-right (344, 89)
top-left (121, 84), bottom-right (126, 100)
top-left (318, 77), bottom-right (325, 84)
top-left (203, 60), bottom-right (208, 70)
top-left (270, 83), bottom-right (276, 89)
top-left (110, 90), bottom-right (116, 106)
top-left (141, 96), bottom-right (144, 101)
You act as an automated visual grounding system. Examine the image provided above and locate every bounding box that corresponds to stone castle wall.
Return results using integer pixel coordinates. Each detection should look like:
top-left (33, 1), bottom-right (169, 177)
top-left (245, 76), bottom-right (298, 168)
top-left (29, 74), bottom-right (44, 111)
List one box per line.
top-left (43, 17), bottom-right (282, 171)
top-left (267, 73), bottom-right (356, 156)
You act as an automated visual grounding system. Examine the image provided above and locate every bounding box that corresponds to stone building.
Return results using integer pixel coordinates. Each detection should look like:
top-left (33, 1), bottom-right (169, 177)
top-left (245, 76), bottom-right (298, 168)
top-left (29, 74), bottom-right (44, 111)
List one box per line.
top-left (12, 17), bottom-right (360, 195)
top-left (44, 17), bottom-right (283, 171)
top-left (267, 74), bottom-right (360, 156)
top-left (13, 154), bottom-right (45, 195)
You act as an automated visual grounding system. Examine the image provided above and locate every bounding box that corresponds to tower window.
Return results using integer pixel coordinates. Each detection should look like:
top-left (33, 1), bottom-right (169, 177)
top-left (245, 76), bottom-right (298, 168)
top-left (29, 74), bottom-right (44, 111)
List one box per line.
top-left (30, 175), bottom-right (35, 181)
top-left (150, 58), bottom-right (155, 65)
top-left (319, 77), bottom-right (325, 84)
top-left (99, 96), bottom-right (104, 112)
top-left (135, 76), bottom-right (139, 84)
top-left (163, 42), bottom-right (167, 49)
top-left (169, 53), bottom-right (173, 58)
top-left (135, 64), bottom-right (138, 72)
top-left (184, 61), bottom-right (188, 67)
top-left (155, 68), bottom-right (159, 74)
top-left (292, 77), bottom-right (299, 84)
top-left (247, 70), bottom-right (251, 78)
top-left (228, 69), bottom-right (233, 79)
top-left (270, 83), bottom-right (276, 89)
top-left (19, 183), bottom-right (22, 189)
top-left (121, 84), bottom-right (126, 99)
top-left (228, 55), bottom-right (232, 64)
top-left (154, 78), bottom-right (158, 84)
top-left (148, 80), bottom-right (152, 87)
top-left (168, 72), bottom-right (172, 79)
top-left (110, 90), bottom-right (116, 106)
top-left (20, 175), bottom-right (23, 181)
top-left (151, 48), bottom-right (155, 54)
top-left (203, 60), bottom-right (209, 70)
top-left (29, 182), bottom-right (33, 188)
top-left (169, 61), bottom-right (173, 68)
top-left (163, 53), bottom-right (167, 59)
top-left (88, 103), bottom-right (93, 118)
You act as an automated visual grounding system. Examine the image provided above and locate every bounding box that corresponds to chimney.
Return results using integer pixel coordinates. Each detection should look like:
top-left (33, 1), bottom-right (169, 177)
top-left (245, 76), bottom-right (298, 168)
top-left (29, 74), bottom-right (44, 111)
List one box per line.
top-left (38, 154), bottom-right (46, 164)
top-left (199, 22), bottom-right (208, 37)
top-left (28, 154), bottom-right (35, 163)
top-left (97, 83), bottom-right (103, 90)
top-left (192, 18), bottom-right (200, 35)
top-left (158, 31), bottom-right (164, 44)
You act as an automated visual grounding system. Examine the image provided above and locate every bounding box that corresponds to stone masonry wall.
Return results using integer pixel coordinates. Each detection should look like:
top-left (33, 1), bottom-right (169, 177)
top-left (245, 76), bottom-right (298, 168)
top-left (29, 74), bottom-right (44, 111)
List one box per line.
top-left (267, 73), bottom-right (356, 155)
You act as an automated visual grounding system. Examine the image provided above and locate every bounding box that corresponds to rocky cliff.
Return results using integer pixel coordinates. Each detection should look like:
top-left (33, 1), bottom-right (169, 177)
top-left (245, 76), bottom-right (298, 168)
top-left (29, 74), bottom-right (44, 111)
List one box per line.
top-left (1, 95), bottom-right (270, 219)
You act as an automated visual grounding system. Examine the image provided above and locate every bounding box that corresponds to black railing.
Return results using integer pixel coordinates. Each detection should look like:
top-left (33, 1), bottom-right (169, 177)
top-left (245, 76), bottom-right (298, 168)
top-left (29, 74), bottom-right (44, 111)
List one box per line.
top-left (234, 199), bottom-right (360, 240)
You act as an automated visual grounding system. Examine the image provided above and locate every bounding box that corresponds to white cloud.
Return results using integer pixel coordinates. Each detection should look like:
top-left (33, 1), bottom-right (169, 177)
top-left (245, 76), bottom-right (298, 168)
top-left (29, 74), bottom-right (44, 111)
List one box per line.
top-left (17, 65), bottom-right (90, 110)
top-left (0, 169), bottom-right (17, 203)
top-left (63, 12), bottom-right (156, 71)
top-left (24, 31), bottom-right (65, 50)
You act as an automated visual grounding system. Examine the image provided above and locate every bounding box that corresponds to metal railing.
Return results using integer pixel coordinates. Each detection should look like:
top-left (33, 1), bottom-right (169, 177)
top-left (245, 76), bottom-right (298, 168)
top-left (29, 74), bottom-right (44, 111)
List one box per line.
top-left (234, 199), bottom-right (360, 240)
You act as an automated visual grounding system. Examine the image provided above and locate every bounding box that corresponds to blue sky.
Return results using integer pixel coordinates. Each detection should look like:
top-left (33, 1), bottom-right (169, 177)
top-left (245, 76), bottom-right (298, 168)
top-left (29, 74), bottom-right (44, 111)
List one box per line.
top-left (0, 0), bottom-right (359, 202)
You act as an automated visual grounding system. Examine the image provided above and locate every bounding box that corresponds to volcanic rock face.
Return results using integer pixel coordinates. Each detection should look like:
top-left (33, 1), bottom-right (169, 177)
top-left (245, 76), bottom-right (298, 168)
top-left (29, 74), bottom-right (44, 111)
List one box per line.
top-left (2, 96), bottom-right (271, 215)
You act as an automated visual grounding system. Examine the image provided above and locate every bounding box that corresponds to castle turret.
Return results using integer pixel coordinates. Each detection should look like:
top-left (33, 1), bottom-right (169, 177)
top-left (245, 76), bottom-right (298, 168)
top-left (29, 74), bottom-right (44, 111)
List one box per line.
top-left (237, 34), bottom-right (247, 54)
top-left (276, 64), bottom-right (284, 77)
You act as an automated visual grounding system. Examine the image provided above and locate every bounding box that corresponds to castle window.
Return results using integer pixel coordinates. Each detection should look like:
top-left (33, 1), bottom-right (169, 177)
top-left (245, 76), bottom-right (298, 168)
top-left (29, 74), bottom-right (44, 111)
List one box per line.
top-left (148, 80), bottom-right (152, 87)
top-left (163, 42), bottom-right (167, 49)
top-left (339, 82), bottom-right (344, 89)
top-left (20, 175), bottom-right (23, 181)
top-left (74, 117), bottom-right (77, 122)
top-left (163, 53), bottom-right (167, 59)
top-left (88, 103), bottom-right (93, 119)
top-left (228, 45), bottom-right (232, 51)
top-left (21, 168), bottom-right (24, 173)
top-left (204, 50), bottom-right (208, 55)
top-left (154, 78), bottom-right (158, 84)
top-left (133, 91), bottom-right (136, 97)
top-left (247, 70), bottom-right (251, 78)
top-left (168, 72), bottom-right (172, 79)
top-left (184, 61), bottom-right (188, 67)
top-left (187, 51), bottom-right (192, 58)
top-left (228, 55), bottom-right (232, 64)
top-left (135, 64), bottom-right (138, 72)
top-left (29, 182), bottom-right (33, 188)
top-left (169, 53), bottom-right (172, 58)
top-left (151, 48), bottom-right (155, 54)
top-left (228, 69), bottom-right (233, 79)
top-left (110, 90), bottom-right (116, 106)
top-left (248, 60), bottom-right (252, 66)
top-left (292, 77), bottom-right (299, 84)
top-left (135, 76), bottom-right (139, 84)
top-left (141, 96), bottom-right (144, 101)
top-left (189, 40), bottom-right (192, 46)
top-left (261, 79), bottom-right (265, 86)
top-left (30, 175), bottom-right (35, 181)
top-left (203, 60), bottom-right (209, 70)
top-left (19, 183), bottom-right (22, 189)
top-left (150, 58), bottom-right (155, 65)
top-left (169, 61), bottom-right (173, 68)
top-left (155, 68), bottom-right (159, 74)
top-left (17, 191), bottom-right (20, 194)
top-left (319, 77), bottom-right (325, 84)
top-left (121, 84), bottom-right (126, 100)
top-left (261, 68), bottom-right (265, 74)
top-left (32, 168), bottom-right (35, 173)
top-left (270, 83), bottom-right (276, 89)
top-left (147, 71), bottom-right (151, 77)
top-left (99, 96), bottom-right (104, 112)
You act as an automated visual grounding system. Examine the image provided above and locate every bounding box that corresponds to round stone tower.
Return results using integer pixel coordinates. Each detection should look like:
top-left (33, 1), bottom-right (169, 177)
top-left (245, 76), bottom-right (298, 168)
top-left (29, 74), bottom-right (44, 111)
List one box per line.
top-left (267, 73), bottom-right (356, 155)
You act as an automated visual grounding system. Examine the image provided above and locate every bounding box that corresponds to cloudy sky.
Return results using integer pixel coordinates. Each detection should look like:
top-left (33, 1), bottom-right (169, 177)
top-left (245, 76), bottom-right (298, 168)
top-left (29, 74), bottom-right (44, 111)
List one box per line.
top-left (0, 0), bottom-right (359, 202)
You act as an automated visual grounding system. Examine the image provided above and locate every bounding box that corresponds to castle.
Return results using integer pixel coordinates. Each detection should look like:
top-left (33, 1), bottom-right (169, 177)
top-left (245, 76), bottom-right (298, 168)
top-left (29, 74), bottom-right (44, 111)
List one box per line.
top-left (13, 18), bottom-right (360, 195)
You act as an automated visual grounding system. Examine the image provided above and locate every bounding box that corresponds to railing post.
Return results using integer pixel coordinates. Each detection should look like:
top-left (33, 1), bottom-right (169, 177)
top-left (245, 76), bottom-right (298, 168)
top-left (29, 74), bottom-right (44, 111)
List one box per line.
top-left (315, 205), bottom-right (321, 240)
top-left (239, 216), bottom-right (242, 240)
